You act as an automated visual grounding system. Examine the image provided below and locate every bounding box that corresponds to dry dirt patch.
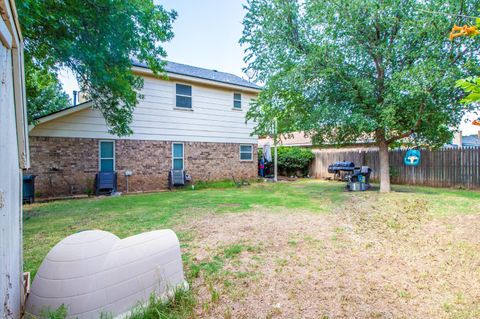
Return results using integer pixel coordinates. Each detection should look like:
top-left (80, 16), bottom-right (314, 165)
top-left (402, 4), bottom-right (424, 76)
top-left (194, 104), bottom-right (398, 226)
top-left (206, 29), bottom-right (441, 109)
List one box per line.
top-left (178, 199), bottom-right (480, 319)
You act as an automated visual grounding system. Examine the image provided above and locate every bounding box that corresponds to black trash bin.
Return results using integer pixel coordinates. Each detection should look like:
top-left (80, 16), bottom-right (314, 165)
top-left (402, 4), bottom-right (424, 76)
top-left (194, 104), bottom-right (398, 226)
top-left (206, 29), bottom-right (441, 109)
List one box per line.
top-left (23, 174), bottom-right (36, 204)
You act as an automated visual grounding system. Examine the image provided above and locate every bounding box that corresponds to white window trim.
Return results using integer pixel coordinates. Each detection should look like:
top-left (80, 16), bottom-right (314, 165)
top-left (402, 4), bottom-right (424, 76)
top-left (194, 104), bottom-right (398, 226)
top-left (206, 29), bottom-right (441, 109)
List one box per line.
top-left (172, 142), bottom-right (185, 170)
top-left (174, 82), bottom-right (193, 110)
top-left (99, 140), bottom-right (115, 171)
top-left (233, 92), bottom-right (242, 109)
top-left (239, 144), bottom-right (253, 162)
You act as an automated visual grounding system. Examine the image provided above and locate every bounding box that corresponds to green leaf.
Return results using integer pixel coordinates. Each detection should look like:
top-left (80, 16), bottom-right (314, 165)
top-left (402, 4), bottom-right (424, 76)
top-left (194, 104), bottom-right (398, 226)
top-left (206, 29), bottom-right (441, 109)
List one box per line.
top-left (18, 0), bottom-right (176, 136)
top-left (241, 0), bottom-right (480, 188)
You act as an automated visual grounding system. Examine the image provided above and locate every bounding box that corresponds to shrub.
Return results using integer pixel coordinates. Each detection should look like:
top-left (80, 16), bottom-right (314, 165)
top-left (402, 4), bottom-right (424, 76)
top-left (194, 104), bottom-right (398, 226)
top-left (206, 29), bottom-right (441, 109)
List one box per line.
top-left (275, 147), bottom-right (314, 176)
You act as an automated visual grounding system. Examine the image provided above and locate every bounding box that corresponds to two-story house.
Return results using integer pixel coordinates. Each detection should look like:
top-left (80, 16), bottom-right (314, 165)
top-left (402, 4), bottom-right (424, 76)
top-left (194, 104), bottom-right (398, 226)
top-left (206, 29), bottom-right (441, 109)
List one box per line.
top-left (28, 61), bottom-right (260, 197)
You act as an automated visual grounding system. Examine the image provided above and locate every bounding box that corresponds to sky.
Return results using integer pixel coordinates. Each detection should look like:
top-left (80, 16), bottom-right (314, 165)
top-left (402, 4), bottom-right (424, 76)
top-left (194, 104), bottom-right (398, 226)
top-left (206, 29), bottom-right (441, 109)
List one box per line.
top-left (58, 0), bottom-right (479, 135)
top-left (59, 0), bottom-right (249, 99)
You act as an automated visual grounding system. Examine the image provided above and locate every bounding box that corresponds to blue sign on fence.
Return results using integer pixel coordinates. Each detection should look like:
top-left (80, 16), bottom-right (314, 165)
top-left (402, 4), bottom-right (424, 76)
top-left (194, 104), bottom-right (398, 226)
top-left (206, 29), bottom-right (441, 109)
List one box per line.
top-left (404, 149), bottom-right (421, 166)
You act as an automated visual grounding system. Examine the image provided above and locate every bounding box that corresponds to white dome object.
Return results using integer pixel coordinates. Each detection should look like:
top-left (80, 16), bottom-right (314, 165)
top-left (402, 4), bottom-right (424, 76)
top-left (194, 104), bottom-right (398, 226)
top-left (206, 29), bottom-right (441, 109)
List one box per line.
top-left (25, 229), bottom-right (187, 319)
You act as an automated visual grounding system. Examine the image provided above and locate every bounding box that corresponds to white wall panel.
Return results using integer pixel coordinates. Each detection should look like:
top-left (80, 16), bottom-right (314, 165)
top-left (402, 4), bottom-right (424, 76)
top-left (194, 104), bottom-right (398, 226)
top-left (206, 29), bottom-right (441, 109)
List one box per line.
top-left (30, 75), bottom-right (259, 144)
top-left (0, 29), bottom-right (22, 318)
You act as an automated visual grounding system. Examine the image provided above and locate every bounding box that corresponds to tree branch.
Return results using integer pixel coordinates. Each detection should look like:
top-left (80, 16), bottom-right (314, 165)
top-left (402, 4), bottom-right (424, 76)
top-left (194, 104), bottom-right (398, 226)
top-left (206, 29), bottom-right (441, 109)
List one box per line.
top-left (386, 101), bottom-right (426, 144)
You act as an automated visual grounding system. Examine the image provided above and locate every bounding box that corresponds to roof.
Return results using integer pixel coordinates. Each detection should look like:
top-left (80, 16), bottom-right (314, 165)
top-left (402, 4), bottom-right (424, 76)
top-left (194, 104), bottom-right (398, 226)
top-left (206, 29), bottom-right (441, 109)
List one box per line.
top-left (32, 61), bottom-right (261, 124)
top-left (33, 100), bottom-right (92, 121)
top-left (258, 131), bottom-right (375, 148)
top-left (259, 132), bottom-right (313, 147)
top-left (462, 134), bottom-right (480, 147)
top-left (132, 60), bottom-right (261, 90)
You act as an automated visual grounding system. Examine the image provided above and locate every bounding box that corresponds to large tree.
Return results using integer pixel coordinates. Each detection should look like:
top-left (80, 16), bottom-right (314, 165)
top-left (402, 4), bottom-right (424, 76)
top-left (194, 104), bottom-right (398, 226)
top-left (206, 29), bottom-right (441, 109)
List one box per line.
top-left (241, 0), bottom-right (480, 192)
top-left (18, 0), bottom-right (176, 136)
top-left (25, 58), bottom-right (71, 124)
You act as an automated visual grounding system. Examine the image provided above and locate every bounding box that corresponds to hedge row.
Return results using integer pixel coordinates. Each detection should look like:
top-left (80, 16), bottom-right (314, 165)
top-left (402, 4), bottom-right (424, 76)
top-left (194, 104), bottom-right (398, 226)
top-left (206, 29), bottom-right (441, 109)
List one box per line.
top-left (260, 146), bottom-right (314, 176)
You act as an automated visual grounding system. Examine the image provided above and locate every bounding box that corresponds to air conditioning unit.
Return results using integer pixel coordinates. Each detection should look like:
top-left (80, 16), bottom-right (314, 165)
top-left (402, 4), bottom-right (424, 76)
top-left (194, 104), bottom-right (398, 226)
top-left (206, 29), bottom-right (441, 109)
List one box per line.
top-left (168, 169), bottom-right (189, 190)
top-left (95, 172), bottom-right (117, 195)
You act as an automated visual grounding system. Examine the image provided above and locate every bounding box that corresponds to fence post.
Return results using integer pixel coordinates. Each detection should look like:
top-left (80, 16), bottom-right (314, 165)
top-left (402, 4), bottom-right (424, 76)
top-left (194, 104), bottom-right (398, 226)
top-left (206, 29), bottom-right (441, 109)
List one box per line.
top-left (310, 146), bottom-right (480, 189)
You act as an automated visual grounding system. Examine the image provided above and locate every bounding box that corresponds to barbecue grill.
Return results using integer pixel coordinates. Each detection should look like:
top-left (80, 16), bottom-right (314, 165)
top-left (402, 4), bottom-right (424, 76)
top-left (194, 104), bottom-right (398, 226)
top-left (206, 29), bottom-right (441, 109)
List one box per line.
top-left (346, 166), bottom-right (372, 191)
top-left (327, 161), bottom-right (355, 174)
top-left (327, 161), bottom-right (372, 191)
top-left (327, 161), bottom-right (355, 181)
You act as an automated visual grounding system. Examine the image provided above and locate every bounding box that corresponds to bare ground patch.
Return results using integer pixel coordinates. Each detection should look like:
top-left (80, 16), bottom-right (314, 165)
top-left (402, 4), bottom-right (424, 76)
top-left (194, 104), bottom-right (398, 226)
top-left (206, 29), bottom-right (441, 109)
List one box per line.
top-left (177, 197), bottom-right (480, 319)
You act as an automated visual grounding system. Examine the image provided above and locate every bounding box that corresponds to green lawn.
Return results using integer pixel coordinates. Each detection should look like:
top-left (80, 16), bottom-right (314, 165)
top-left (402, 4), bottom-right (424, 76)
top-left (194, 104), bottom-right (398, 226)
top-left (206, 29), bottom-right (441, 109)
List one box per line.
top-left (23, 180), bottom-right (344, 276)
top-left (23, 180), bottom-right (480, 318)
top-left (23, 180), bottom-right (479, 277)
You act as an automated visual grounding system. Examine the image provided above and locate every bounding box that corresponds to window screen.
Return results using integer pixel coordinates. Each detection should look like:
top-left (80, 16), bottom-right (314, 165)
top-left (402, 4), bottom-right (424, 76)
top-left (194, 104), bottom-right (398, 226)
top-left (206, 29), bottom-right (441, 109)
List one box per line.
top-left (240, 144), bottom-right (253, 161)
top-left (233, 93), bottom-right (242, 109)
top-left (176, 84), bottom-right (192, 108)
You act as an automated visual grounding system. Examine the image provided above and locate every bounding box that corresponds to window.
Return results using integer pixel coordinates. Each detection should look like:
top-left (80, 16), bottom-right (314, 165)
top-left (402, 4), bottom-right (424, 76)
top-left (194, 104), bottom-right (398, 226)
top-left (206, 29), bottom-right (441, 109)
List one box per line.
top-left (233, 93), bottom-right (242, 109)
top-left (176, 84), bottom-right (192, 108)
top-left (172, 143), bottom-right (184, 170)
top-left (240, 144), bottom-right (253, 161)
top-left (99, 141), bottom-right (115, 172)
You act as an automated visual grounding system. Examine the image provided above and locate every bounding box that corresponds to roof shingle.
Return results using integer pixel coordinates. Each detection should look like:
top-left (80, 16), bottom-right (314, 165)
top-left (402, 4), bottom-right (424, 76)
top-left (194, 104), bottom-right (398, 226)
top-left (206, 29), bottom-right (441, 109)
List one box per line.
top-left (462, 134), bottom-right (480, 147)
top-left (132, 60), bottom-right (261, 90)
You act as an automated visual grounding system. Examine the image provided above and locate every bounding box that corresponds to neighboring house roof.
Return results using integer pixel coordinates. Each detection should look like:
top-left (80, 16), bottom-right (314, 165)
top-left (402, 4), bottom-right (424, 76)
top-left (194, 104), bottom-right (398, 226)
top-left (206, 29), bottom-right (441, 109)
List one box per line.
top-left (258, 131), bottom-right (375, 148)
top-left (462, 134), bottom-right (480, 147)
top-left (448, 131), bottom-right (480, 148)
top-left (258, 132), bottom-right (313, 147)
top-left (132, 60), bottom-right (261, 90)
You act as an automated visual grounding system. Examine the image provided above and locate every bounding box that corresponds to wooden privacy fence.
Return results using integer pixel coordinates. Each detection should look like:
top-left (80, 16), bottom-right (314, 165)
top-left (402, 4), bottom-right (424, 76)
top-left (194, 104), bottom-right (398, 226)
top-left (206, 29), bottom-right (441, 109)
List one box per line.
top-left (311, 147), bottom-right (480, 188)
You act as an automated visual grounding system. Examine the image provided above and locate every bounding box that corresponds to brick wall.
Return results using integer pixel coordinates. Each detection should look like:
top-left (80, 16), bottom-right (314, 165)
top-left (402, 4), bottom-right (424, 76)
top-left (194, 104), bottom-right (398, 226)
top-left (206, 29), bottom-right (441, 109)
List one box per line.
top-left (28, 137), bottom-right (257, 197)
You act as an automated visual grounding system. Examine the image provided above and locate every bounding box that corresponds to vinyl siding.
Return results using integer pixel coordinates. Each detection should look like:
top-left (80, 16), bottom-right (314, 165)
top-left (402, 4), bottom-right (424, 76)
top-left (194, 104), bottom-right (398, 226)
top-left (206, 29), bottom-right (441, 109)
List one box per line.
top-left (30, 76), bottom-right (258, 144)
top-left (1, 2), bottom-right (25, 315)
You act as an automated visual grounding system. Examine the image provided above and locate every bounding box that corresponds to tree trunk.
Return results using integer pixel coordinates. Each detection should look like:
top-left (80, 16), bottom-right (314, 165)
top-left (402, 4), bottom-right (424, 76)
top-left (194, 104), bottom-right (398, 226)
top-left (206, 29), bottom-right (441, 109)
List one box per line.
top-left (378, 140), bottom-right (391, 192)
